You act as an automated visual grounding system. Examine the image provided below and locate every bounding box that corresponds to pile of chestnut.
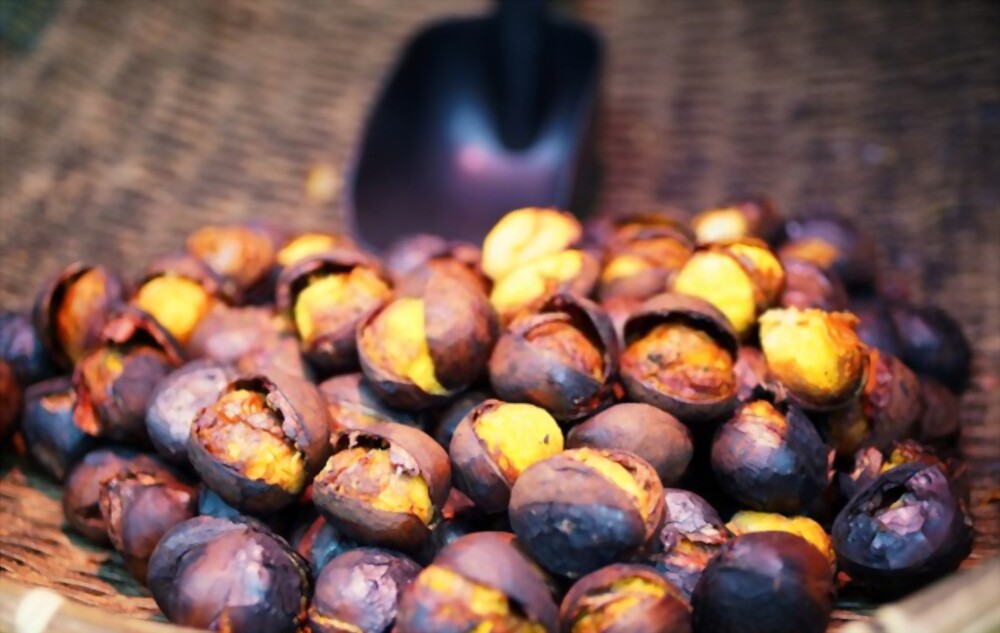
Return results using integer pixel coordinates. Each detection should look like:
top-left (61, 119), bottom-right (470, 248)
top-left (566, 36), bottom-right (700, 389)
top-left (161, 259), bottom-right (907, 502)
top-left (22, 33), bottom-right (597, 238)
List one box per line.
top-left (0, 202), bottom-right (975, 633)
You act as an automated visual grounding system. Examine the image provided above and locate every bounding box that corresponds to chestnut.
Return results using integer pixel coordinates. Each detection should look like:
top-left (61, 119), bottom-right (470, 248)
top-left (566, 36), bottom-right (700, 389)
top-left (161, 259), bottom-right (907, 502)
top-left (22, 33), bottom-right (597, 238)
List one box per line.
top-left (396, 532), bottom-right (559, 633)
top-left (890, 303), bottom-right (972, 392)
top-left (21, 376), bottom-right (96, 480)
top-left (318, 372), bottom-right (421, 435)
top-left (620, 294), bottom-right (739, 425)
top-left (597, 222), bottom-right (694, 302)
top-left (432, 388), bottom-right (492, 449)
top-left (690, 198), bottom-right (782, 245)
top-left (778, 256), bottom-right (849, 311)
top-left (146, 360), bottom-right (236, 463)
top-left (851, 297), bottom-right (904, 358)
top-left (308, 548), bottom-right (422, 633)
top-left (0, 360), bottom-right (20, 442)
top-left (691, 532), bottom-right (834, 633)
top-left (450, 400), bottom-right (564, 513)
top-left (358, 271), bottom-right (498, 410)
top-left (711, 393), bottom-right (832, 514)
top-left (672, 239), bottom-right (785, 338)
top-left (645, 489), bottom-right (728, 599)
top-left (725, 511), bottom-right (835, 568)
top-left (188, 373), bottom-right (331, 513)
top-left (490, 293), bottom-right (619, 421)
top-left (290, 514), bottom-right (358, 573)
top-left (132, 253), bottom-right (224, 345)
top-left (481, 207), bottom-right (582, 282)
top-left (559, 563), bottom-right (690, 633)
top-left (832, 463), bottom-right (972, 596)
top-left (567, 403), bottom-right (693, 486)
top-left (277, 249), bottom-right (392, 375)
top-left (587, 212), bottom-right (692, 250)
top-left (859, 349), bottom-right (923, 450)
top-left (600, 296), bottom-right (640, 349)
top-left (758, 307), bottom-right (868, 410)
top-left (917, 378), bottom-right (960, 444)
top-left (510, 448), bottom-right (665, 578)
top-left (73, 309), bottom-right (184, 444)
top-left (0, 310), bottom-right (56, 386)
top-left (99, 469), bottom-right (198, 582)
top-left (489, 248), bottom-right (600, 324)
top-left (33, 262), bottom-right (126, 368)
top-left (275, 230), bottom-right (357, 269)
top-left (148, 516), bottom-right (311, 632)
top-left (778, 213), bottom-right (877, 290)
top-left (384, 234), bottom-right (487, 298)
top-left (187, 304), bottom-right (309, 379)
top-left (733, 345), bottom-right (768, 401)
top-left (186, 223), bottom-right (278, 302)
top-left (313, 422), bottom-right (451, 552)
top-left (63, 448), bottom-right (175, 543)
top-left (839, 440), bottom-right (954, 501)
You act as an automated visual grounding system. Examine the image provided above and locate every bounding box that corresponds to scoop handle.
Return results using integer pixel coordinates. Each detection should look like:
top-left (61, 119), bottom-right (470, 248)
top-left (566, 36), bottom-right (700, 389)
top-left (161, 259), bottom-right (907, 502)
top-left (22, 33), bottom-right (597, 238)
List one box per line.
top-left (496, 0), bottom-right (545, 149)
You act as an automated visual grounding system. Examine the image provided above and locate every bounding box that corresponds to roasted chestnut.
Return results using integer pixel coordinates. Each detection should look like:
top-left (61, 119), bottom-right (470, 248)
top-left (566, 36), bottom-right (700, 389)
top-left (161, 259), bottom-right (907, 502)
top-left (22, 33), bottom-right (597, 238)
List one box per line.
top-left (132, 254), bottom-right (224, 345)
top-left (148, 516), bottom-right (311, 632)
top-left (384, 234), bottom-right (487, 298)
top-left (778, 213), bottom-right (877, 290)
top-left (490, 249), bottom-right (600, 324)
top-left (73, 309), bottom-right (184, 444)
top-left (490, 293), bottom-right (619, 421)
top-left (620, 294), bottom-right (739, 425)
top-left (313, 423), bottom-right (451, 552)
top-left (396, 532), bottom-right (559, 633)
top-left (860, 349), bottom-right (923, 449)
top-left (725, 511), bottom-right (835, 568)
top-left (318, 372), bottom-right (421, 436)
top-left (186, 223), bottom-right (278, 301)
top-left (597, 222), bottom-right (694, 302)
top-left (690, 198), bottom-right (781, 245)
top-left (358, 272), bottom-right (498, 410)
top-left (450, 400), bottom-right (564, 513)
top-left (691, 532), bottom-right (834, 633)
top-left (838, 440), bottom-right (955, 501)
top-left (758, 307), bottom-right (868, 410)
top-left (832, 463), bottom-right (972, 596)
top-left (21, 376), bottom-right (96, 480)
top-left (146, 360), bottom-right (235, 463)
top-left (290, 514), bottom-right (358, 573)
top-left (890, 303), bottom-right (972, 392)
top-left (275, 230), bottom-right (357, 269)
top-left (916, 378), bottom-right (960, 444)
top-left (99, 469), bottom-right (198, 582)
top-left (432, 388), bottom-right (492, 449)
top-left (187, 304), bottom-right (308, 379)
top-left (0, 311), bottom-right (55, 386)
top-left (711, 393), bottom-right (832, 514)
top-left (33, 262), bottom-right (126, 368)
top-left (852, 297), bottom-right (904, 358)
top-left (559, 563), bottom-right (690, 633)
top-left (510, 448), bottom-right (665, 578)
top-left (481, 207), bottom-right (582, 282)
top-left (0, 360), bottom-right (20, 442)
top-left (568, 403), bottom-right (693, 486)
top-left (309, 548), bottom-right (422, 633)
top-left (733, 345), bottom-right (768, 401)
top-left (778, 256), bottom-right (849, 311)
top-left (188, 373), bottom-right (331, 513)
top-left (277, 249), bottom-right (392, 375)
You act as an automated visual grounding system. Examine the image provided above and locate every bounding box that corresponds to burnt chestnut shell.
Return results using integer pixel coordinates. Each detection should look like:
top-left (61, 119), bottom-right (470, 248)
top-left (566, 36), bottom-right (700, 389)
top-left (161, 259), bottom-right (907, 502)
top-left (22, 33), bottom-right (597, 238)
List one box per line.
top-left (0, 311), bottom-right (56, 386)
top-left (289, 514), bottom-right (358, 574)
top-left (432, 388), bottom-right (492, 449)
top-left (317, 372), bottom-right (421, 435)
top-left (779, 214), bottom-right (877, 290)
top-left (890, 304), bottom-right (972, 393)
top-left (778, 256), bottom-right (849, 311)
top-left (21, 376), bottom-right (97, 480)
top-left (186, 305), bottom-right (309, 379)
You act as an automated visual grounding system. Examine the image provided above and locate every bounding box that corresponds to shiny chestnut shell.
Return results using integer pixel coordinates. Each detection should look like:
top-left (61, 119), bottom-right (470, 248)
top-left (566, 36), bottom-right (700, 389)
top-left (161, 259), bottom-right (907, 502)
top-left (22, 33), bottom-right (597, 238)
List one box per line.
top-left (0, 311), bottom-right (56, 386)
top-left (317, 372), bottom-right (420, 435)
top-left (21, 376), bottom-right (96, 480)
top-left (890, 303), bottom-right (972, 392)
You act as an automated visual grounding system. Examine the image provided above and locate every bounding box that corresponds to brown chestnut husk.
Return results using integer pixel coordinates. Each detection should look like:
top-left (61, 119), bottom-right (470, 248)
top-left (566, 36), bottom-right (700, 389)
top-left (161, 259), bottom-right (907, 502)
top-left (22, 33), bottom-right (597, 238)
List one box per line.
top-left (691, 532), bottom-right (835, 633)
top-left (890, 303), bottom-right (972, 393)
top-left (0, 311), bottom-right (56, 387)
top-left (597, 222), bottom-right (694, 302)
top-left (733, 344), bottom-right (768, 401)
top-left (490, 293), bottom-right (619, 421)
top-left (778, 213), bottom-right (878, 290)
top-left (186, 223), bottom-right (279, 303)
top-left (568, 403), bottom-right (693, 486)
top-left (432, 388), bottom-right (492, 449)
top-left (313, 422), bottom-right (451, 552)
top-left (778, 256), bottom-right (849, 311)
top-left (308, 548), bottom-right (422, 633)
top-left (384, 234), bottom-right (487, 298)
top-left (21, 376), bottom-right (97, 480)
top-left (187, 304), bottom-right (309, 379)
top-left (838, 440), bottom-right (954, 500)
top-left (289, 514), bottom-right (358, 573)
top-left (559, 563), bottom-right (690, 633)
top-left (620, 293), bottom-right (739, 425)
top-left (859, 349), bottom-right (923, 450)
top-left (510, 448), bottom-right (665, 578)
top-left (317, 372), bottom-right (421, 436)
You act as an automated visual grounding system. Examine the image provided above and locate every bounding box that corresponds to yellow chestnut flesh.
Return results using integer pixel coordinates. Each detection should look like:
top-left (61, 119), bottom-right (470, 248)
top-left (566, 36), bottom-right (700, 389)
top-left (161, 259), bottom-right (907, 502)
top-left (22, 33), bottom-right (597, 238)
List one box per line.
top-left (726, 510), bottom-right (835, 567)
top-left (415, 565), bottom-right (545, 633)
top-left (294, 268), bottom-right (391, 344)
top-left (323, 446), bottom-right (433, 524)
top-left (361, 298), bottom-right (447, 395)
top-left (622, 322), bottom-right (735, 403)
top-left (601, 254), bottom-right (653, 283)
top-left (134, 275), bottom-right (213, 344)
top-left (673, 251), bottom-right (757, 336)
top-left (277, 233), bottom-right (348, 266)
top-left (567, 449), bottom-right (650, 521)
top-left (571, 576), bottom-right (669, 633)
top-left (474, 403), bottom-right (564, 481)
top-left (692, 207), bottom-right (750, 244)
top-left (187, 225), bottom-right (275, 285)
top-left (482, 207), bottom-right (581, 281)
top-left (726, 242), bottom-right (785, 305)
top-left (57, 268), bottom-right (110, 363)
top-left (490, 250), bottom-right (586, 321)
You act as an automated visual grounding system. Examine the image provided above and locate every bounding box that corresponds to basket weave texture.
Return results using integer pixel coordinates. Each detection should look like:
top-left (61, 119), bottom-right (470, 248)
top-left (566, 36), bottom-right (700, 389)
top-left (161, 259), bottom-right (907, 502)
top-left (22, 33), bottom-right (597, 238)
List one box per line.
top-left (0, 0), bottom-right (998, 629)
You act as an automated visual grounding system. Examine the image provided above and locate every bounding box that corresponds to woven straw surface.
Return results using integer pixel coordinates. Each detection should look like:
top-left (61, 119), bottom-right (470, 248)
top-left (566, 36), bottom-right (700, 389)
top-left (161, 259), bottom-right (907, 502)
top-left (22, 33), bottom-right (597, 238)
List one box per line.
top-left (0, 0), bottom-right (998, 628)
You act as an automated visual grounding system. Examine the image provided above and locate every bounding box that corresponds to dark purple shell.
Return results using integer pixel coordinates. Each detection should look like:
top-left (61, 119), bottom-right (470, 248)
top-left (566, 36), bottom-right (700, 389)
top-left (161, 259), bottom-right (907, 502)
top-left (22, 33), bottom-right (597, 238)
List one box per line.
top-left (21, 376), bottom-right (97, 481)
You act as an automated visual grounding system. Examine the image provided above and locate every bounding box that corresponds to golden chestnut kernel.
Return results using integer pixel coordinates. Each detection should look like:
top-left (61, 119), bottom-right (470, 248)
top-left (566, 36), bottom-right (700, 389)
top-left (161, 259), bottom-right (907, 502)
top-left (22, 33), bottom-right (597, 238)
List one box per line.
top-left (481, 207), bottom-right (582, 281)
top-left (692, 206), bottom-right (750, 244)
top-left (277, 232), bottom-right (353, 267)
top-left (321, 446), bottom-right (433, 524)
top-left (473, 403), bottom-right (563, 481)
top-left (726, 510), bottom-right (835, 567)
top-left (186, 225), bottom-right (275, 289)
top-left (567, 448), bottom-right (651, 522)
top-left (490, 249), bottom-right (591, 321)
top-left (569, 574), bottom-right (674, 632)
top-left (360, 298), bottom-right (446, 395)
top-left (56, 268), bottom-right (112, 363)
top-left (293, 268), bottom-right (392, 345)
top-left (411, 565), bottom-right (546, 632)
top-left (725, 241), bottom-right (785, 306)
top-left (673, 251), bottom-right (757, 336)
top-left (759, 308), bottom-right (867, 408)
top-left (134, 275), bottom-right (214, 345)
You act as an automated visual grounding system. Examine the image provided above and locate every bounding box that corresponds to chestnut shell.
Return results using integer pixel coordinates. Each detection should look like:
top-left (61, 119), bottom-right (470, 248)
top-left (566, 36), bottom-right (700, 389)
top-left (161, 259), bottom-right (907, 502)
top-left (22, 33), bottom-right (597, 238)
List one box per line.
top-left (646, 489), bottom-right (729, 599)
top-left (890, 304), bottom-right (972, 392)
top-left (21, 376), bottom-right (96, 481)
top-left (289, 514), bottom-right (358, 573)
top-left (317, 371), bottom-right (421, 435)
top-left (0, 311), bottom-right (56, 387)
top-left (779, 256), bottom-right (849, 311)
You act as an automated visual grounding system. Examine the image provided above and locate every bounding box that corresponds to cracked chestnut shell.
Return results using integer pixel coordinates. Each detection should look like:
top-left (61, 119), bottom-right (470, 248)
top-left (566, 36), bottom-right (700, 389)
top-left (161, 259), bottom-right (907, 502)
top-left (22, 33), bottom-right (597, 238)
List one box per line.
top-left (21, 376), bottom-right (96, 480)
top-left (188, 373), bottom-right (331, 513)
top-left (481, 207), bottom-right (583, 282)
top-left (620, 294), bottom-right (739, 425)
top-left (33, 262), bottom-right (126, 368)
top-left (568, 403), bottom-right (693, 486)
top-left (277, 249), bottom-right (392, 375)
top-left (559, 563), bottom-right (691, 633)
top-left (99, 469), bottom-right (198, 583)
top-left (0, 361), bottom-right (20, 442)
top-left (691, 198), bottom-right (782, 245)
top-left (597, 222), bottom-right (694, 303)
top-left (691, 532), bottom-right (834, 633)
top-left (187, 304), bottom-right (308, 379)
top-left (890, 303), bottom-right (972, 392)
top-left (711, 393), bottom-right (832, 514)
top-left (510, 448), bottom-right (666, 578)
top-left (132, 253), bottom-right (226, 345)
top-left (832, 463), bottom-right (972, 596)
top-left (313, 422), bottom-right (451, 552)
top-left (450, 400), bottom-right (564, 513)
top-left (490, 248), bottom-right (601, 325)
top-left (0, 311), bottom-right (56, 386)
top-left (396, 532), bottom-right (559, 633)
top-left (318, 372), bottom-right (420, 436)
top-left (309, 548), bottom-right (422, 633)
top-left (859, 349), bottom-right (923, 450)
top-left (385, 234), bottom-right (488, 298)
top-left (358, 271), bottom-right (499, 410)
top-left (490, 293), bottom-right (619, 421)
top-left (725, 511), bottom-right (835, 568)
top-left (778, 256), bottom-right (849, 311)
top-left (73, 309), bottom-right (184, 444)
top-left (290, 514), bottom-right (358, 573)
top-left (148, 516), bottom-right (311, 632)
top-left (186, 223), bottom-right (279, 302)
top-left (146, 360), bottom-right (236, 463)
top-left (838, 440), bottom-right (951, 500)
top-left (778, 214), bottom-right (877, 290)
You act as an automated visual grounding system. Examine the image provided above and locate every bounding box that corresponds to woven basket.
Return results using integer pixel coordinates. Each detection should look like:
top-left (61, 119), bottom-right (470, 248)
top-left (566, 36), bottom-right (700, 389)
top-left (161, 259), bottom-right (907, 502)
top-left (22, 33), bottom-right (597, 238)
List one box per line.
top-left (0, 0), bottom-right (997, 630)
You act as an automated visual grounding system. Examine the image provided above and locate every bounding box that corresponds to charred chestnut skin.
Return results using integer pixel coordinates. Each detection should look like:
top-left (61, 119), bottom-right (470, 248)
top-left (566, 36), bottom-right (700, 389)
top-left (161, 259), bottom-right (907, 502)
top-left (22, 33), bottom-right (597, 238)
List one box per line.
top-left (318, 372), bottom-right (420, 435)
top-left (308, 548), bottom-right (422, 633)
top-left (289, 514), bottom-right (358, 573)
top-left (691, 532), bottom-right (834, 633)
top-left (313, 423), bottom-right (451, 552)
top-left (917, 378), bottom-right (960, 445)
top-left (568, 403), bottom-right (693, 485)
top-left (146, 360), bottom-right (236, 463)
top-left (711, 393), bottom-right (832, 514)
top-left (559, 564), bottom-right (691, 633)
top-left (852, 297), bottom-right (904, 358)
top-left (860, 349), bottom-right (924, 450)
top-left (832, 463), bottom-right (972, 596)
top-left (99, 469), bottom-right (198, 583)
top-left (597, 221), bottom-right (694, 303)
top-left (21, 377), bottom-right (97, 480)
top-left (778, 214), bottom-right (877, 290)
top-left (890, 304), bottom-right (972, 392)
top-left (510, 449), bottom-right (666, 578)
top-left (645, 489), bottom-right (728, 599)
top-left (432, 389), bottom-right (492, 449)
top-left (396, 532), bottom-right (559, 633)
top-left (778, 256), bottom-right (849, 311)
top-left (733, 345), bottom-right (768, 401)
top-left (384, 234), bottom-right (487, 298)
top-left (490, 293), bottom-right (619, 421)
top-left (0, 311), bottom-right (56, 387)
top-left (148, 516), bottom-right (311, 632)
top-left (188, 373), bottom-right (331, 513)
top-left (0, 361), bottom-right (21, 442)
top-left (187, 305), bottom-right (309, 379)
